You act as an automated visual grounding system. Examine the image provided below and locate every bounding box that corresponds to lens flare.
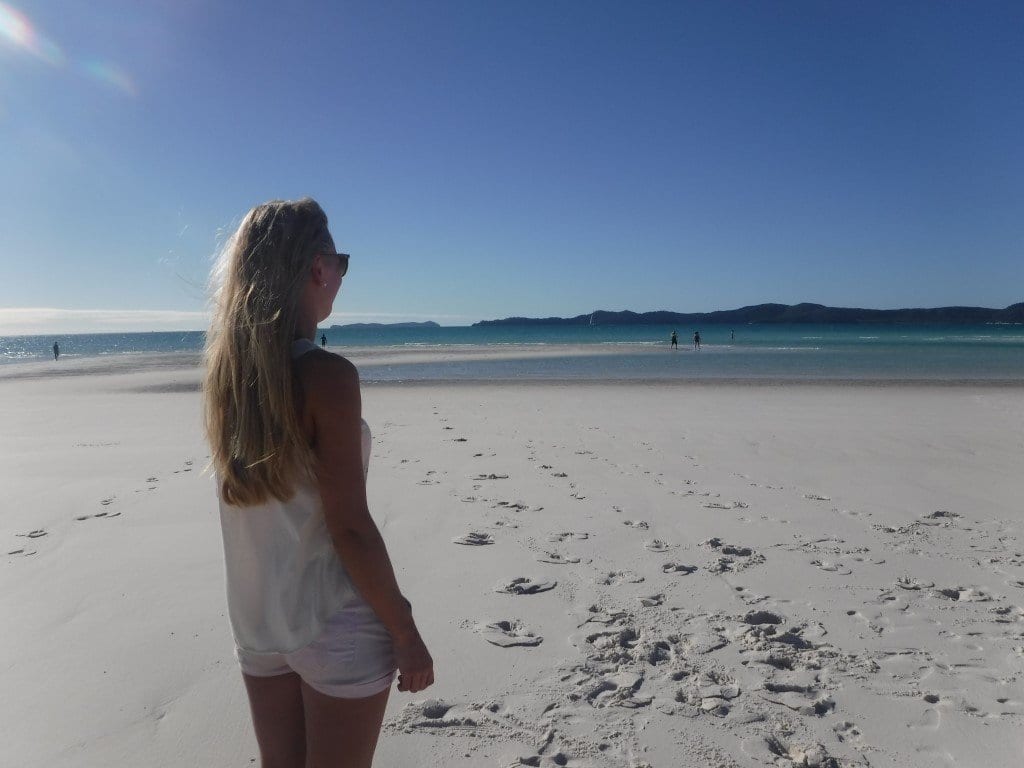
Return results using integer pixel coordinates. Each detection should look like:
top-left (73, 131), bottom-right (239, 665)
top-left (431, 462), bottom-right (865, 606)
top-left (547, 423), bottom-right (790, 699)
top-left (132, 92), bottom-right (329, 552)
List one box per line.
top-left (80, 59), bottom-right (137, 96)
top-left (0, 2), bottom-right (65, 67)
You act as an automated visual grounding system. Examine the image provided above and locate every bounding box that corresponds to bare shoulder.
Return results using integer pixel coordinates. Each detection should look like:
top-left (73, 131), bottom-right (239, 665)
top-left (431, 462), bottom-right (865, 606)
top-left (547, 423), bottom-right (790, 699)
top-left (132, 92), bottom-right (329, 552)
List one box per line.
top-left (294, 349), bottom-right (361, 407)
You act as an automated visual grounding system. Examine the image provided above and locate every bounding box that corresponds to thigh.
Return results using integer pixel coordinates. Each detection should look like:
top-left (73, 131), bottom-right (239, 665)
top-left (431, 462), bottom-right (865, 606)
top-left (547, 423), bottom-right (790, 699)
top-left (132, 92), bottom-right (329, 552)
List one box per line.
top-left (301, 682), bottom-right (390, 768)
top-left (242, 672), bottom-right (306, 768)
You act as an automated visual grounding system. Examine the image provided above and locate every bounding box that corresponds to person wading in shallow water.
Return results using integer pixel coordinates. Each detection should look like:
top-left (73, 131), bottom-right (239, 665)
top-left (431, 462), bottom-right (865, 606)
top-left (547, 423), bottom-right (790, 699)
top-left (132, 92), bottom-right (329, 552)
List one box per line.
top-left (693, 330), bottom-right (701, 350)
top-left (670, 330), bottom-right (678, 349)
top-left (52, 341), bottom-right (60, 360)
top-left (204, 198), bottom-right (434, 768)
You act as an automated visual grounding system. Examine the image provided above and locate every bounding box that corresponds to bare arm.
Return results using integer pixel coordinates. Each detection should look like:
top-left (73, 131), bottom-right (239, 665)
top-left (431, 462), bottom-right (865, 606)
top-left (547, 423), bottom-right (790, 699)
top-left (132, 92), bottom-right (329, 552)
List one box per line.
top-left (302, 352), bottom-right (433, 692)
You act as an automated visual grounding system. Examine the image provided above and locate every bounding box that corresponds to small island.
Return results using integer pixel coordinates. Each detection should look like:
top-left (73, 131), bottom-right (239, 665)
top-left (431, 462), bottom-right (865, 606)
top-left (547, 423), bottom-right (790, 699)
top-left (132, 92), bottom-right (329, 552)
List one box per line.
top-left (474, 303), bottom-right (1024, 327)
top-left (329, 321), bottom-right (441, 330)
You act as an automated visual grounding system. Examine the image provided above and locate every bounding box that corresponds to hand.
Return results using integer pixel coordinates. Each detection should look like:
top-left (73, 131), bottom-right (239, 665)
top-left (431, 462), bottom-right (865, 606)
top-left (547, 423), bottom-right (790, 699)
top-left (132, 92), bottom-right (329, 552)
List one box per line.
top-left (394, 630), bottom-right (434, 693)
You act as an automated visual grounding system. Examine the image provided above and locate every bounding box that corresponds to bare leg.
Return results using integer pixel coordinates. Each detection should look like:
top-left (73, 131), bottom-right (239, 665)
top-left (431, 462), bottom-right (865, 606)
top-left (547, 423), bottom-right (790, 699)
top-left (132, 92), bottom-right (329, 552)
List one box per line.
top-left (242, 672), bottom-right (307, 768)
top-left (301, 682), bottom-right (390, 768)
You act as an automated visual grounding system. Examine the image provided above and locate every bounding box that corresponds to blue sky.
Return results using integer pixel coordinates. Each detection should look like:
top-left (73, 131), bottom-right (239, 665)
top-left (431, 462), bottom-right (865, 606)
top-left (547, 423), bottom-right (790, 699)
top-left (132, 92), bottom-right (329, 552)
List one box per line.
top-left (1, 1), bottom-right (1021, 333)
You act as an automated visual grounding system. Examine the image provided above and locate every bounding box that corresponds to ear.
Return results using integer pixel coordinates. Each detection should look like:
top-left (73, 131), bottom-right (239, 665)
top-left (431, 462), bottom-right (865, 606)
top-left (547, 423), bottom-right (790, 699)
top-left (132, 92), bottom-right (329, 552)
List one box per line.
top-left (309, 253), bottom-right (327, 286)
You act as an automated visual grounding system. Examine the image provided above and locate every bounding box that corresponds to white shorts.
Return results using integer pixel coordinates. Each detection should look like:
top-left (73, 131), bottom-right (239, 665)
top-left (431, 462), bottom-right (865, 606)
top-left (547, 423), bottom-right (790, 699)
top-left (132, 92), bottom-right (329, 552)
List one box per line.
top-left (236, 600), bottom-right (397, 699)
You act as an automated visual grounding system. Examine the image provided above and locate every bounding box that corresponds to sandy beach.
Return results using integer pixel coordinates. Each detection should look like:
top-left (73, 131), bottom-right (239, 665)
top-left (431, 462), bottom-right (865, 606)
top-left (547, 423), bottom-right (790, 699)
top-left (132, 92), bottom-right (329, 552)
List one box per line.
top-left (3, 356), bottom-right (1022, 767)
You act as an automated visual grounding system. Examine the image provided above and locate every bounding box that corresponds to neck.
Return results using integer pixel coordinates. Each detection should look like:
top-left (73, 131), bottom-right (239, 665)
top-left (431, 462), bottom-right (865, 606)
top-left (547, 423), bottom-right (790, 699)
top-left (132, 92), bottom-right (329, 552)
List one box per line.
top-left (294, 305), bottom-right (317, 342)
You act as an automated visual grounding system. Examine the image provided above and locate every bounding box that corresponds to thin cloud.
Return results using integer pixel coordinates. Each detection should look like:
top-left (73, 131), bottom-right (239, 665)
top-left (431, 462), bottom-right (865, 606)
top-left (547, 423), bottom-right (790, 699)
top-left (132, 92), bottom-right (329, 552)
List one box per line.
top-left (1, 308), bottom-right (473, 335)
top-left (0, 308), bottom-right (209, 335)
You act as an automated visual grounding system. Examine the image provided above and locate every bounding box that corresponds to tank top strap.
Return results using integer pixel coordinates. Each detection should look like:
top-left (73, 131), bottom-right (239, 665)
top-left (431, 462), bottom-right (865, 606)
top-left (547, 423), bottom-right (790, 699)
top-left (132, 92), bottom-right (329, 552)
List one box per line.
top-left (290, 338), bottom-right (320, 360)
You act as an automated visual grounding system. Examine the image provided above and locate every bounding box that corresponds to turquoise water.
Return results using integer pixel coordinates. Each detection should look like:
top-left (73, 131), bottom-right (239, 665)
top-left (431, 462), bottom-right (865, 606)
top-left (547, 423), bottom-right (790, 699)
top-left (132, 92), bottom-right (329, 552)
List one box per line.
top-left (2, 324), bottom-right (1023, 382)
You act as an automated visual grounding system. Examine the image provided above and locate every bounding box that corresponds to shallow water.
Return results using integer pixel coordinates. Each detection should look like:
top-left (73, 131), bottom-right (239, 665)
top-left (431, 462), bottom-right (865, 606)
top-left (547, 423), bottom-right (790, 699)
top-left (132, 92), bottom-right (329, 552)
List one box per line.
top-left (3, 323), bottom-right (1023, 382)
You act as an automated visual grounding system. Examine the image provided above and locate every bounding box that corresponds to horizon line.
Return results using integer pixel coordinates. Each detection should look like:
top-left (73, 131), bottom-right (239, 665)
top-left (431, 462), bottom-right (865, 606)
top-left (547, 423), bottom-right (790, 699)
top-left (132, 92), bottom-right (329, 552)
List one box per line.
top-left (2, 301), bottom-right (1020, 336)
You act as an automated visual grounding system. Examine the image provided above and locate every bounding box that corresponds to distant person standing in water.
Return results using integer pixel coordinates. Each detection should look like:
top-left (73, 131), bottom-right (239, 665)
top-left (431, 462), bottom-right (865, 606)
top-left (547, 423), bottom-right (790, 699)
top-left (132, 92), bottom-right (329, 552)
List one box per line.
top-left (670, 330), bottom-right (678, 349)
top-left (730, 329), bottom-right (735, 341)
top-left (52, 342), bottom-right (59, 360)
top-left (693, 331), bottom-right (701, 350)
top-left (321, 333), bottom-right (327, 348)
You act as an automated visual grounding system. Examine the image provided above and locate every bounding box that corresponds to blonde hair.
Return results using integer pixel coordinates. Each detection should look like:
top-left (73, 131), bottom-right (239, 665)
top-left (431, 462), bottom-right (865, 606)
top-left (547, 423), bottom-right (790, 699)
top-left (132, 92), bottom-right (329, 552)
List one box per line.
top-left (203, 198), bottom-right (332, 506)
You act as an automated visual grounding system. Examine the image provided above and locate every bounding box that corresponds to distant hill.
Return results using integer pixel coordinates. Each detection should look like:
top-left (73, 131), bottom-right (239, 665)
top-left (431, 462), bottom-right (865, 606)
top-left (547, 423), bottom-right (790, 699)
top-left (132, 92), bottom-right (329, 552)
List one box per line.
top-left (473, 303), bottom-right (1024, 327)
top-left (329, 321), bottom-right (441, 330)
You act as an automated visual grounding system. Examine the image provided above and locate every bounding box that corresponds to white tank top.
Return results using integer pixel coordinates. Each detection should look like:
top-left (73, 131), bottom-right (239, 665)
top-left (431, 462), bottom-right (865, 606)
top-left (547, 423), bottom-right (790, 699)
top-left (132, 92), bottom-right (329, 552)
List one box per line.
top-left (218, 338), bottom-right (370, 654)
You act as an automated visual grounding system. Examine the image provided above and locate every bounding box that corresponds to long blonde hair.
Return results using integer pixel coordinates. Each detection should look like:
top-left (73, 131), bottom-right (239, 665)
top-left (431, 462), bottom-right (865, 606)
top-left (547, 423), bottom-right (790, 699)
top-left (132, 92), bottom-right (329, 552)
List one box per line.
top-left (204, 198), bottom-right (331, 506)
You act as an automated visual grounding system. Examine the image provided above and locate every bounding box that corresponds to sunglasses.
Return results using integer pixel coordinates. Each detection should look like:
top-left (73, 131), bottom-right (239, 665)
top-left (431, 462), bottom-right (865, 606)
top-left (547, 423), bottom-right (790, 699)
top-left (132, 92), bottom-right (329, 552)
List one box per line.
top-left (321, 252), bottom-right (350, 278)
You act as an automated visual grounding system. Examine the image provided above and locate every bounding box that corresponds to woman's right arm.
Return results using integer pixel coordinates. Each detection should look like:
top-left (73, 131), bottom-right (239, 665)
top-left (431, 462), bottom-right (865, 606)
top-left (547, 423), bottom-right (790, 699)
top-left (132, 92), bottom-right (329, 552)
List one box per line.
top-left (301, 352), bottom-right (434, 694)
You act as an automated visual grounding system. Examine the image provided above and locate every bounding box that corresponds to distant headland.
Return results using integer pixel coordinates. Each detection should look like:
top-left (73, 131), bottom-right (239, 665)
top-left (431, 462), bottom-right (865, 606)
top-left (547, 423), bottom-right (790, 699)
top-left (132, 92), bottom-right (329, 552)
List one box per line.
top-left (473, 303), bottom-right (1024, 327)
top-left (330, 321), bottom-right (441, 330)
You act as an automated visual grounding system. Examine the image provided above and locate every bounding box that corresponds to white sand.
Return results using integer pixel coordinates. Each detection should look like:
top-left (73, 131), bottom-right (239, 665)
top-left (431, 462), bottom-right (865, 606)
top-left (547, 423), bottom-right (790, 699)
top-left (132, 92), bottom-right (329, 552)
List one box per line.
top-left (2, 360), bottom-right (1022, 767)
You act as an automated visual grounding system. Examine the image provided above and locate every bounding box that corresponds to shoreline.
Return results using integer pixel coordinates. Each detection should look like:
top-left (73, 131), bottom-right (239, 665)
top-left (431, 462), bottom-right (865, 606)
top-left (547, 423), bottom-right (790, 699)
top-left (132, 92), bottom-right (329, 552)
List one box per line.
top-left (1, 348), bottom-right (1022, 388)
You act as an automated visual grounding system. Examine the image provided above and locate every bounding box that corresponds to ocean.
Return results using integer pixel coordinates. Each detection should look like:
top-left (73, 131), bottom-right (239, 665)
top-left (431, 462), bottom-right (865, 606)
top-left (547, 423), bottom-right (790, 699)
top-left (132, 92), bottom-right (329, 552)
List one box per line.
top-left (2, 324), bottom-right (1023, 383)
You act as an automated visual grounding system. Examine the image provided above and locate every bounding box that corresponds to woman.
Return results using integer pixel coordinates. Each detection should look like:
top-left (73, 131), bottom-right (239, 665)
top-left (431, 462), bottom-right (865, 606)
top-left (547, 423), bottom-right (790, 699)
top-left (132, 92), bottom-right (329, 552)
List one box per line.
top-left (204, 198), bottom-right (433, 768)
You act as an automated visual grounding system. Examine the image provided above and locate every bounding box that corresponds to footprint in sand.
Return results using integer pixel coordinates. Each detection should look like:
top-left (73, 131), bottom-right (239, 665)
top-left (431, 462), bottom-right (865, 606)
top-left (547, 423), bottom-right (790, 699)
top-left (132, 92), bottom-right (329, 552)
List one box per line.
top-left (704, 538), bottom-right (767, 573)
top-left (662, 562), bottom-right (698, 575)
top-left (682, 630), bottom-right (728, 655)
top-left (638, 593), bottom-right (665, 607)
top-left (759, 671), bottom-right (835, 717)
top-left (17, 529), bottom-right (48, 539)
top-left (703, 537), bottom-right (753, 556)
top-left (622, 519), bottom-right (649, 529)
top-left (644, 539), bottom-right (674, 552)
top-left (474, 473), bottom-right (509, 480)
top-left (547, 531), bottom-right (589, 543)
top-left (76, 511), bottom-right (122, 520)
top-left (494, 500), bottom-right (539, 511)
top-left (599, 569), bottom-right (645, 585)
top-left (705, 500), bottom-right (749, 510)
top-left (803, 493), bottom-right (831, 501)
top-left (392, 699), bottom-right (476, 731)
top-left (452, 532), bottom-right (495, 546)
top-left (811, 559), bottom-right (852, 575)
top-left (582, 670), bottom-right (652, 709)
top-left (741, 734), bottom-right (838, 768)
top-left (537, 551), bottom-right (581, 565)
top-left (511, 751), bottom-right (577, 768)
top-left (933, 586), bottom-right (991, 602)
top-left (895, 576), bottom-right (935, 591)
top-left (578, 606), bottom-right (629, 627)
top-left (495, 577), bottom-right (557, 595)
top-left (672, 671), bottom-right (741, 717)
top-left (923, 509), bottom-right (960, 520)
top-left (478, 620), bottom-right (543, 647)
top-left (743, 610), bottom-right (785, 626)
top-left (832, 720), bottom-right (863, 744)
